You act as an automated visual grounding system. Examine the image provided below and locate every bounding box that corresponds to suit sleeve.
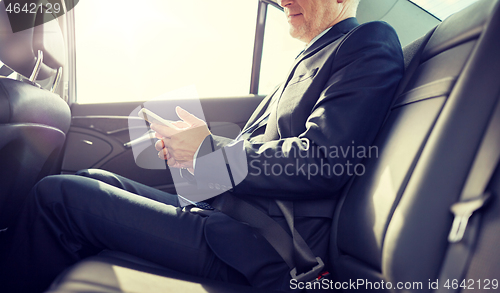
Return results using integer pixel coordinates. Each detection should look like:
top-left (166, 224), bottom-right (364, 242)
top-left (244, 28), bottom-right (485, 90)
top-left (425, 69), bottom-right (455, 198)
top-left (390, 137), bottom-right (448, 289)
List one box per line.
top-left (194, 22), bottom-right (404, 200)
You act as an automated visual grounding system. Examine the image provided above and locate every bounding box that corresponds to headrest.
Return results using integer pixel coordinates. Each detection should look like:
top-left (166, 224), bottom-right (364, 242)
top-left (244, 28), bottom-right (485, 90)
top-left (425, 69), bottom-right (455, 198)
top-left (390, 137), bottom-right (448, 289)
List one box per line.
top-left (0, 0), bottom-right (65, 80)
top-left (422, 0), bottom-right (498, 61)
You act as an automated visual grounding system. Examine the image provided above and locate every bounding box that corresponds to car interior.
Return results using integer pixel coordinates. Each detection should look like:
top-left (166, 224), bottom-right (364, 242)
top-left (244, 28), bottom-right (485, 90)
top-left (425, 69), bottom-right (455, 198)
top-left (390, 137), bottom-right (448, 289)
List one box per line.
top-left (1, 0), bottom-right (500, 292)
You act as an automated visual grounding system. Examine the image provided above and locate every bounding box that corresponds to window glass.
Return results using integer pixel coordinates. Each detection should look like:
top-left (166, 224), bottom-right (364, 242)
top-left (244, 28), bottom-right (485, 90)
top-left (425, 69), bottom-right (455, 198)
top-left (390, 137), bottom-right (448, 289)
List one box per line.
top-left (259, 5), bottom-right (304, 95)
top-left (75, 0), bottom-right (257, 104)
top-left (0, 61), bottom-right (18, 80)
top-left (411, 0), bottom-right (479, 20)
top-left (0, 61), bottom-right (58, 91)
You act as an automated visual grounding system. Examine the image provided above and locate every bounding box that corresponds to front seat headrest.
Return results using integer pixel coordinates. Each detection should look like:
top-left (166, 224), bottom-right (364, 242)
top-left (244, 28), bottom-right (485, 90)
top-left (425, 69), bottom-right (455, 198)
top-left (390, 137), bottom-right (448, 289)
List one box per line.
top-left (0, 0), bottom-right (65, 80)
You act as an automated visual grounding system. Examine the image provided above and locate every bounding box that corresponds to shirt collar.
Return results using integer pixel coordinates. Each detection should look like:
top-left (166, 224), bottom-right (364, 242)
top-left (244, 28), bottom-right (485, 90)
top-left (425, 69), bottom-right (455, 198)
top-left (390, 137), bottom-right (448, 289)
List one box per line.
top-left (304, 27), bottom-right (333, 51)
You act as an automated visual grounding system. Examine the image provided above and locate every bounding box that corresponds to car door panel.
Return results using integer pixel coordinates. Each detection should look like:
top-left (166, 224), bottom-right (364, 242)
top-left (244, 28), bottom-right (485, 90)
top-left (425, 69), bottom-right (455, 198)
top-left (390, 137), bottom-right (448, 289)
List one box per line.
top-left (62, 95), bottom-right (264, 192)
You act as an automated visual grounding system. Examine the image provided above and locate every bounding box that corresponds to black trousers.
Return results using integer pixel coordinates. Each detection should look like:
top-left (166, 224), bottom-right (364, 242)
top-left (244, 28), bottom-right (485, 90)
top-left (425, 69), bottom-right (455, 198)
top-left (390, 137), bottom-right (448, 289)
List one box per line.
top-left (0, 169), bottom-right (247, 293)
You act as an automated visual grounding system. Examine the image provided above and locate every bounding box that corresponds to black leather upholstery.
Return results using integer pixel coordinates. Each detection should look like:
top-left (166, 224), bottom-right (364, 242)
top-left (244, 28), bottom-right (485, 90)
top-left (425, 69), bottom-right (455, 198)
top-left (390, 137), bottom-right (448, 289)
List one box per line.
top-left (48, 251), bottom-right (279, 293)
top-left (0, 0), bottom-right (70, 229)
top-left (48, 0), bottom-right (500, 292)
top-left (0, 78), bottom-right (70, 129)
top-left (0, 78), bottom-right (70, 228)
top-left (331, 0), bottom-right (500, 289)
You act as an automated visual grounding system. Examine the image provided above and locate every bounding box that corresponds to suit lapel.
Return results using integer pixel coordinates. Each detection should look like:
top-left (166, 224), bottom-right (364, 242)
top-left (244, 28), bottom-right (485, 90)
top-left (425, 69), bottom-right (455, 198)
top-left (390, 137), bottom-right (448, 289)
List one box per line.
top-left (278, 18), bottom-right (359, 100)
top-left (242, 85), bottom-right (280, 130)
top-left (300, 17), bottom-right (359, 61)
top-left (245, 18), bottom-right (360, 140)
top-left (260, 18), bottom-right (359, 141)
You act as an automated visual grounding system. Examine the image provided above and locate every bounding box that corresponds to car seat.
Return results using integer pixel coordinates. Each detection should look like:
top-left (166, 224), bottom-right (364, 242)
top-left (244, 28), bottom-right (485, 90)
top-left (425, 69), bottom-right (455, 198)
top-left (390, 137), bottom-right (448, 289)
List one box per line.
top-left (0, 3), bottom-right (70, 229)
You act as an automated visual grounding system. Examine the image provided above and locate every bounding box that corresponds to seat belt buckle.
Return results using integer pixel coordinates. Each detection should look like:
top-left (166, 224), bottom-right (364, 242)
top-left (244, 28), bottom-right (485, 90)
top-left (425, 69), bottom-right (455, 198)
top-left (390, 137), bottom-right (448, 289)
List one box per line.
top-left (448, 193), bottom-right (490, 243)
top-left (290, 257), bottom-right (325, 282)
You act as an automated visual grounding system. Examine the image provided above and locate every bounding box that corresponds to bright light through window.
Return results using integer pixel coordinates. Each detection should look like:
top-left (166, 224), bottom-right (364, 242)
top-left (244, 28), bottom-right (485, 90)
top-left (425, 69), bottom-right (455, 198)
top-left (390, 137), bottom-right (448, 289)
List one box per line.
top-left (410, 0), bottom-right (479, 20)
top-left (75, 0), bottom-right (257, 104)
top-left (259, 5), bottom-right (305, 95)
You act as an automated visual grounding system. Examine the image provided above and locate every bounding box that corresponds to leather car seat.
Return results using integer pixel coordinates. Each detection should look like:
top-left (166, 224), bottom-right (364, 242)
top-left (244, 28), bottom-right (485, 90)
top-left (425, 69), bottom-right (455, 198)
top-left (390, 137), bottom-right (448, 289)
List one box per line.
top-left (331, 0), bottom-right (500, 289)
top-left (0, 2), bottom-right (70, 229)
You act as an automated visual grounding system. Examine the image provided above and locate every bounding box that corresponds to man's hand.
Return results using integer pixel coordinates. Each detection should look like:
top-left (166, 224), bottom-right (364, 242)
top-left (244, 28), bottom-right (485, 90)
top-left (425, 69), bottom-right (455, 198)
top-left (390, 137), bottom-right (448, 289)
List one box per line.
top-left (151, 107), bottom-right (211, 172)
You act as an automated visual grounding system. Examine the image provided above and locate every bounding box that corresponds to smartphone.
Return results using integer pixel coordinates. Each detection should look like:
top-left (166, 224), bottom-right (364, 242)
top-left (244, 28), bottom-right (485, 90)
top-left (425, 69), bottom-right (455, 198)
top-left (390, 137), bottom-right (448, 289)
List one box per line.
top-left (138, 108), bottom-right (177, 128)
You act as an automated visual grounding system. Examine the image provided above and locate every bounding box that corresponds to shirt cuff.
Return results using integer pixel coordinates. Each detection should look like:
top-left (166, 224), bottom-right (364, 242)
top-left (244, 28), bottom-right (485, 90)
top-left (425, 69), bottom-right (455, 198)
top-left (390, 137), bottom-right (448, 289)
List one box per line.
top-left (188, 143), bottom-right (202, 175)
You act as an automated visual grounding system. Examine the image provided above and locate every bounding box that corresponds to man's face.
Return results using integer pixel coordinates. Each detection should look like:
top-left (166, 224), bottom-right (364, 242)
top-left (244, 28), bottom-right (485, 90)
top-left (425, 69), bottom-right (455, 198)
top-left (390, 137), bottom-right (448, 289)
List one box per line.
top-left (280, 0), bottom-right (341, 43)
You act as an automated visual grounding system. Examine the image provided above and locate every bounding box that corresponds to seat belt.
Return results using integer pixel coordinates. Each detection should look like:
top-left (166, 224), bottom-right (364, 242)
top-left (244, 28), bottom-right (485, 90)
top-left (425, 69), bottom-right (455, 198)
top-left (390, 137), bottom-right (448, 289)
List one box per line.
top-left (436, 97), bottom-right (500, 293)
top-left (275, 200), bottom-right (325, 281)
top-left (212, 194), bottom-right (327, 283)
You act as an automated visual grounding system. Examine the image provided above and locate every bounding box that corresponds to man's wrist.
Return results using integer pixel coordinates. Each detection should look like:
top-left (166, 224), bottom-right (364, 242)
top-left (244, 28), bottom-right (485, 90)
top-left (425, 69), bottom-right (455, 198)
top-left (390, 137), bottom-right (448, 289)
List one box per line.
top-left (188, 134), bottom-right (213, 175)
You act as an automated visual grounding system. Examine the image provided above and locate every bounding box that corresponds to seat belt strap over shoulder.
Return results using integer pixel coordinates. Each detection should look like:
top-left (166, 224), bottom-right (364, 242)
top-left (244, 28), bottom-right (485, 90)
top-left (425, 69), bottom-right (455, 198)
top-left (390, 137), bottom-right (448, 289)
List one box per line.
top-left (437, 96), bottom-right (500, 293)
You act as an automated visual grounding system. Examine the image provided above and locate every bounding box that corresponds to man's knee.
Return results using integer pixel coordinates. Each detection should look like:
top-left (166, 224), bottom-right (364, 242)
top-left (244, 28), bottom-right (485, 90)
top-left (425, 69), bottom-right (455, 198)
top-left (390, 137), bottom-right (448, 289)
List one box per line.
top-left (75, 169), bottom-right (121, 185)
top-left (75, 169), bottom-right (137, 192)
top-left (34, 175), bottom-right (72, 204)
top-left (34, 175), bottom-right (93, 206)
top-left (75, 168), bottom-right (110, 179)
top-left (75, 169), bottom-right (91, 177)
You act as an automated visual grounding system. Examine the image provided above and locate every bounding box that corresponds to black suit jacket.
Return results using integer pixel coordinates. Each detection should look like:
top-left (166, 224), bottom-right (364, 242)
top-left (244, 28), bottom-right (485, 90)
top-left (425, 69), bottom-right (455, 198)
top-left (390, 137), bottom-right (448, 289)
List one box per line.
top-left (189, 18), bottom-right (404, 290)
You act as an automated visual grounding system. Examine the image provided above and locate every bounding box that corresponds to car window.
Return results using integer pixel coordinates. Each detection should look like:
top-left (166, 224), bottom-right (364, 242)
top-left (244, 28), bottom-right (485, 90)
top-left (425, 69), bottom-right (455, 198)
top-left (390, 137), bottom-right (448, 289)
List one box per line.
top-left (74, 0), bottom-right (258, 104)
top-left (0, 61), bottom-right (18, 80)
top-left (410, 0), bottom-right (479, 20)
top-left (259, 4), bottom-right (304, 95)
